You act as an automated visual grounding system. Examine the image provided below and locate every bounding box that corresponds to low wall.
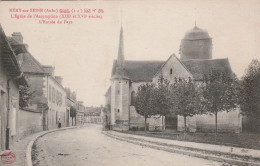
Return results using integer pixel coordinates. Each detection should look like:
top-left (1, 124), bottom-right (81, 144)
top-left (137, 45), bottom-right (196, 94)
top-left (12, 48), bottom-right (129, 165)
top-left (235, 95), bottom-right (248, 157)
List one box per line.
top-left (178, 109), bottom-right (242, 133)
top-left (17, 109), bottom-right (43, 139)
top-left (129, 106), bottom-right (164, 131)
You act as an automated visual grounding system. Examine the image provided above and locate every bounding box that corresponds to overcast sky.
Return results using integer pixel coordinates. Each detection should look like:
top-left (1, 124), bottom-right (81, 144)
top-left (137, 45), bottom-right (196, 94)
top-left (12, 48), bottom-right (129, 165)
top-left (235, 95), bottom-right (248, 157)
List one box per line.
top-left (0, 0), bottom-right (259, 106)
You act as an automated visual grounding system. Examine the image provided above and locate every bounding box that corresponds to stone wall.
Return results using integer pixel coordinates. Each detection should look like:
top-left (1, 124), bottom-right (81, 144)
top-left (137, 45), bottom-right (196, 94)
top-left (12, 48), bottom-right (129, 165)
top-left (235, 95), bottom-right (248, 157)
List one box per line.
top-left (180, 38), bottom-right (212, 60)
top-left (17, 109), bottom-right (42, 139)
top-left (152, 55), bottom-right (192, 83)
top-left (130, 106), bottom-right (163, 131)
top-left (120, 80), bottom-right (130, 121)
top-left (111, 79), bottom-right (130, 126)
top-left (178, 109), bottom-right (242, 133)
top-left (0, 58), bottom-right (20, 150)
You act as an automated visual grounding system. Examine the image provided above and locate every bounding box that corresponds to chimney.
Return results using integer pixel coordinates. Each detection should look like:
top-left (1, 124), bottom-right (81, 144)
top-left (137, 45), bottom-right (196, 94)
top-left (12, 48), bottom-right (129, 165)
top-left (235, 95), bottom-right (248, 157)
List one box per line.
top-left (12, 32), bottom-right (23, 43)
top-left (55, 76), bottom-right (63, 85)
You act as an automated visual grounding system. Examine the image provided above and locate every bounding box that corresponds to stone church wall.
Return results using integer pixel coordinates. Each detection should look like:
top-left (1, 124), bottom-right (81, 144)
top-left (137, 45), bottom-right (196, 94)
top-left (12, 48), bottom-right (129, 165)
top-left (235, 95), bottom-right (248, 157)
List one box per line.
top-left (178, 108), bottom-right (242, 133)
top-left (152, 55), bottom-right (192, 83)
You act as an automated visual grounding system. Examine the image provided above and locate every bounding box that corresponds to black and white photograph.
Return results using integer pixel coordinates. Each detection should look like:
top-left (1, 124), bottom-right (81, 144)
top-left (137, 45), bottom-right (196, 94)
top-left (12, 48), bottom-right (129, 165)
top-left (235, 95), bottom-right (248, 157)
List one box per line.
top-left (0, 0), bottom-right (259, 165)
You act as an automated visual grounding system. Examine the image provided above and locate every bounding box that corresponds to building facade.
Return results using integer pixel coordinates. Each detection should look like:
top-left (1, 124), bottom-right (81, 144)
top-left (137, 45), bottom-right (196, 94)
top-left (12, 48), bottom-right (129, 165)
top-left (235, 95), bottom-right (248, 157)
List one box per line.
top-left (8, 32), bottom-right (67, 131)
top-left (0, 25), bottom-right (27, 151)
top-left (65, 88), bottom-right (77, 126)
top-left (76, 101), bottom-right (85, 126)
top-left (85, 107), bottom-right (102, 124)
top-left (106, 25), bottom-right (242, 132)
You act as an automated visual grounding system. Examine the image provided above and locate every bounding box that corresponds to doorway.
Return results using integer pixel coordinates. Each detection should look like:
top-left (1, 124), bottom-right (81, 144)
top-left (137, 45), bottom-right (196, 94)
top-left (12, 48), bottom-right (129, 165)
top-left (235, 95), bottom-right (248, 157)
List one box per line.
top-left (165, 115), bottom-right (177, 130)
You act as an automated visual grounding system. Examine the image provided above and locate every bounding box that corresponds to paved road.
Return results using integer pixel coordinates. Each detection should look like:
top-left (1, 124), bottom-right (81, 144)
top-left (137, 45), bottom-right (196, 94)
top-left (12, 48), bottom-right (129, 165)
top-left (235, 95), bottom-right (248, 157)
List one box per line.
top-left (34, 124), bottom-right (223, 166)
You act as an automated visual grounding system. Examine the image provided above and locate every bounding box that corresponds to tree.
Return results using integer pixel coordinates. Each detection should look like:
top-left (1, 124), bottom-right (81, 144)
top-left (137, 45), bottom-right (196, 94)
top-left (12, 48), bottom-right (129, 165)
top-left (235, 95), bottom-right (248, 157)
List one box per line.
top-left (202, 71), bottom-right (239, 140)
top-left (134, 83), bottom-right (157, 131)
top-left (19, 85), bottom-right (35, 109)
top-left (170, 77), bottom-right (201, 132)
top-left (153, 76), bottom-right (171, 129)
top-left (70, 106), bottom-right (77, 126)
top-left (239, 59), bottom-right (260, 132)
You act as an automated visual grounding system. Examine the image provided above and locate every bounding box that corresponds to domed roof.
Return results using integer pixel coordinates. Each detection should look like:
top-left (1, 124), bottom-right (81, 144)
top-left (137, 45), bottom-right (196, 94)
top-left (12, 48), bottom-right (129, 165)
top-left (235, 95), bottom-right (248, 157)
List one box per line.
top-left (183, 26), bottom-right (211, 40)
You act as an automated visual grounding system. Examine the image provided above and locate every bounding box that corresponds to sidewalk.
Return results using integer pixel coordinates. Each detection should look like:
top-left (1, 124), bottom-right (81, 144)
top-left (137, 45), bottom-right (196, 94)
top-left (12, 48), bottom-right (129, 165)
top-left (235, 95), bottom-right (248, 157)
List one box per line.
top-left (104, 130), bottom-right (260, 165)
top-left (0, 133), bottom-right (40, 166)
top-left (0, 126), bottom-right (77, 166)
top-left (111, 130), bottom-right (260, 158)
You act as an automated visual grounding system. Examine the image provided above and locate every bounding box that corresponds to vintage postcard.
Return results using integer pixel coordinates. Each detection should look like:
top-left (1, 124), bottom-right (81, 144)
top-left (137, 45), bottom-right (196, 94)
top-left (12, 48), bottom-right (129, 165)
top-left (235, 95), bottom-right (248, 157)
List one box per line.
top-left (0, 0), bottom-right (259, 166)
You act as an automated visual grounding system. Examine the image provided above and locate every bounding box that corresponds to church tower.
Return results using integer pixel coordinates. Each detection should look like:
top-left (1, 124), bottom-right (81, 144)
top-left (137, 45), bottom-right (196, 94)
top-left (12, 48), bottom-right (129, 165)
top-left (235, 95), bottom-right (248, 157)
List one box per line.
top-left (180, 25), bottom-right (212, 60)
top-left (110, 26), bottom-right (130, 129)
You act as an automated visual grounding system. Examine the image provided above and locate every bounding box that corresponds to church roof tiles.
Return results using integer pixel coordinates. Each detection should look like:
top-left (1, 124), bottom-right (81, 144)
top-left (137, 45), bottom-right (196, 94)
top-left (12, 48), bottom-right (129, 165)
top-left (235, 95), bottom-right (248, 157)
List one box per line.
top-left (182, 58), bottom-right (233, 81)
top-left (111, 58), bottom-right (232, 82)
top-left (112, 60), bottom-right (164, 82)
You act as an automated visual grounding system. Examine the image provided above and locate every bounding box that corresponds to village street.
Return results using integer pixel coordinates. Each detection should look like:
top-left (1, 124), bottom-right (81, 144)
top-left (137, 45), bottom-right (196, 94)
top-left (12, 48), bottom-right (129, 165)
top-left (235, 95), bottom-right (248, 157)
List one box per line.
top-left (33, 124), bottom-right (223, 166)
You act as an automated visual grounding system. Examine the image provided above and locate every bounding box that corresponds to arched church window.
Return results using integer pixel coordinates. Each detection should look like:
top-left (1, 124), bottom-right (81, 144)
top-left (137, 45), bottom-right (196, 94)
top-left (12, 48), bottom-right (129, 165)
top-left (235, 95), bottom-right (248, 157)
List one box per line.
top-left (118, 90), bottom-right (120, 94)
top-left (118, 109), bottom-right (120, 113)
top-left (131, 91), bottom-right (136, 105)
top-left (170, 68), bottom-right (173, 75)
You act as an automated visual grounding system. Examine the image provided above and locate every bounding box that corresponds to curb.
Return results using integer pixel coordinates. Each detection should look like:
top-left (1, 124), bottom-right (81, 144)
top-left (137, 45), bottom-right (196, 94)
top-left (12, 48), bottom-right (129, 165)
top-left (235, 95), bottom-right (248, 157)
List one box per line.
top-left (103, 131), bottom-right (260, 166)
top-left (26, 126), bottom-right (78, 166)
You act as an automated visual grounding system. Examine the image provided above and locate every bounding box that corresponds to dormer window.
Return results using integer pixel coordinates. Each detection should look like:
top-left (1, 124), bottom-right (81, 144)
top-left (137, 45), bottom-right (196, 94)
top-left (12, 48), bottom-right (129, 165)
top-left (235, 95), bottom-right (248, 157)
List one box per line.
top-left (170, 68), bottom-right (173, 75)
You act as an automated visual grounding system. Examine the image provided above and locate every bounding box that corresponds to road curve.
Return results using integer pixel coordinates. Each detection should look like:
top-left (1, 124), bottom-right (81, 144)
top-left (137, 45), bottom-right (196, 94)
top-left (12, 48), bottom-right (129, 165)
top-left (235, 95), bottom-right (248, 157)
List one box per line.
top-left (33, 124), bottom-right (223, 166)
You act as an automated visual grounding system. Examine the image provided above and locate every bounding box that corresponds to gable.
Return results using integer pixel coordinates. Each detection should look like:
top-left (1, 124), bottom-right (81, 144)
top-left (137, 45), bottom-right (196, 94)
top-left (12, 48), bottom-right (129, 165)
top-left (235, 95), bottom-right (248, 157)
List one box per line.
top-left (152, 54), bottom-right (192, 83)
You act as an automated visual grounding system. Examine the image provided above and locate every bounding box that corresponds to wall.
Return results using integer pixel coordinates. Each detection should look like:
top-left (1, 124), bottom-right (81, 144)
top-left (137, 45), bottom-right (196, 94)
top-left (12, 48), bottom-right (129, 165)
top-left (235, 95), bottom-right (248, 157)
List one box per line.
top-left (130, 106), bottom-right (163, 131)
top-left (46, 76), bottom-right (66, 129)
top-left (17, 109), bottom-right (42, 139)
top-left (0, 58), bottom-right (20, 150)
top-left (180, 38), bottom-right (212, 60)
top-left (25, 74), bottom-right (46, 104)
top-left (129, 82), bottom-right (164, 131)
top-left (152, 55), bottom-right (192, 83)
top-left (85, 116), bottom-right (102, 124)
top-left (76, 112), bottom-right (84, 125)
top-left (178, 109), bottom-right (242, 133)
top-left (120, 80), bottom-right (130, 121)
top-left (110, 80), bottom-right (117, 125)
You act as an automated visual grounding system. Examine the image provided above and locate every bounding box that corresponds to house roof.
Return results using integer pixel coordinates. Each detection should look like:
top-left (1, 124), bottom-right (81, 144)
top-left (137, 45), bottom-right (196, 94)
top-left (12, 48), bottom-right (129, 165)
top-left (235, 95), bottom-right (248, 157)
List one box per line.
top-left (20, 52), bottom-right (46, 73)
top-left (181, 58), bottom-right (233, 80)
top-left (7, 36), bottom-right (27, 55)
top-left (0, 25), bottom-right (27, 86)
top-left (84, 107), bottom-right (101, 116)
top-left (112, 60), bottom-right (164, 82)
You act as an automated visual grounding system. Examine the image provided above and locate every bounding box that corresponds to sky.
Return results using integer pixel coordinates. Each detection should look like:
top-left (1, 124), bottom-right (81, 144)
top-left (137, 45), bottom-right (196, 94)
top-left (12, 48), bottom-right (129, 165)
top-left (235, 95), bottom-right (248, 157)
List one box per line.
top-left (0, 0), bottom-right (259, 106)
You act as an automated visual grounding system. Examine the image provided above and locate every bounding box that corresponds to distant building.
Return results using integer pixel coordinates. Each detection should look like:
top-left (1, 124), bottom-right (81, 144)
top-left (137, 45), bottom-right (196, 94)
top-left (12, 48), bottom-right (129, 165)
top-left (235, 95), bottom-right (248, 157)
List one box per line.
top-left (76, 101), bottom-right (85, 125)
top-left (84, 107), bottom-right (102, 124)
top-left (0, 25), bottom-right (28, 150)
top-left (105, 25), bottom-right (241, 132)
top-left (103, 88), bottom-right (111, 128)
top-left (65, 88), bottom-right (77, 126)
top-left (8, 32), bottom-right (67, 130)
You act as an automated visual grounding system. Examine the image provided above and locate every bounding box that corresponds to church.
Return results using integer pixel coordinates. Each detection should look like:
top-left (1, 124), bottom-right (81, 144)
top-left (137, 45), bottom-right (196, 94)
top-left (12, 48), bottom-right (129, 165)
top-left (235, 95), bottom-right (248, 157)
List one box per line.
top-left (105, 25), bottom-right (242, 132)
